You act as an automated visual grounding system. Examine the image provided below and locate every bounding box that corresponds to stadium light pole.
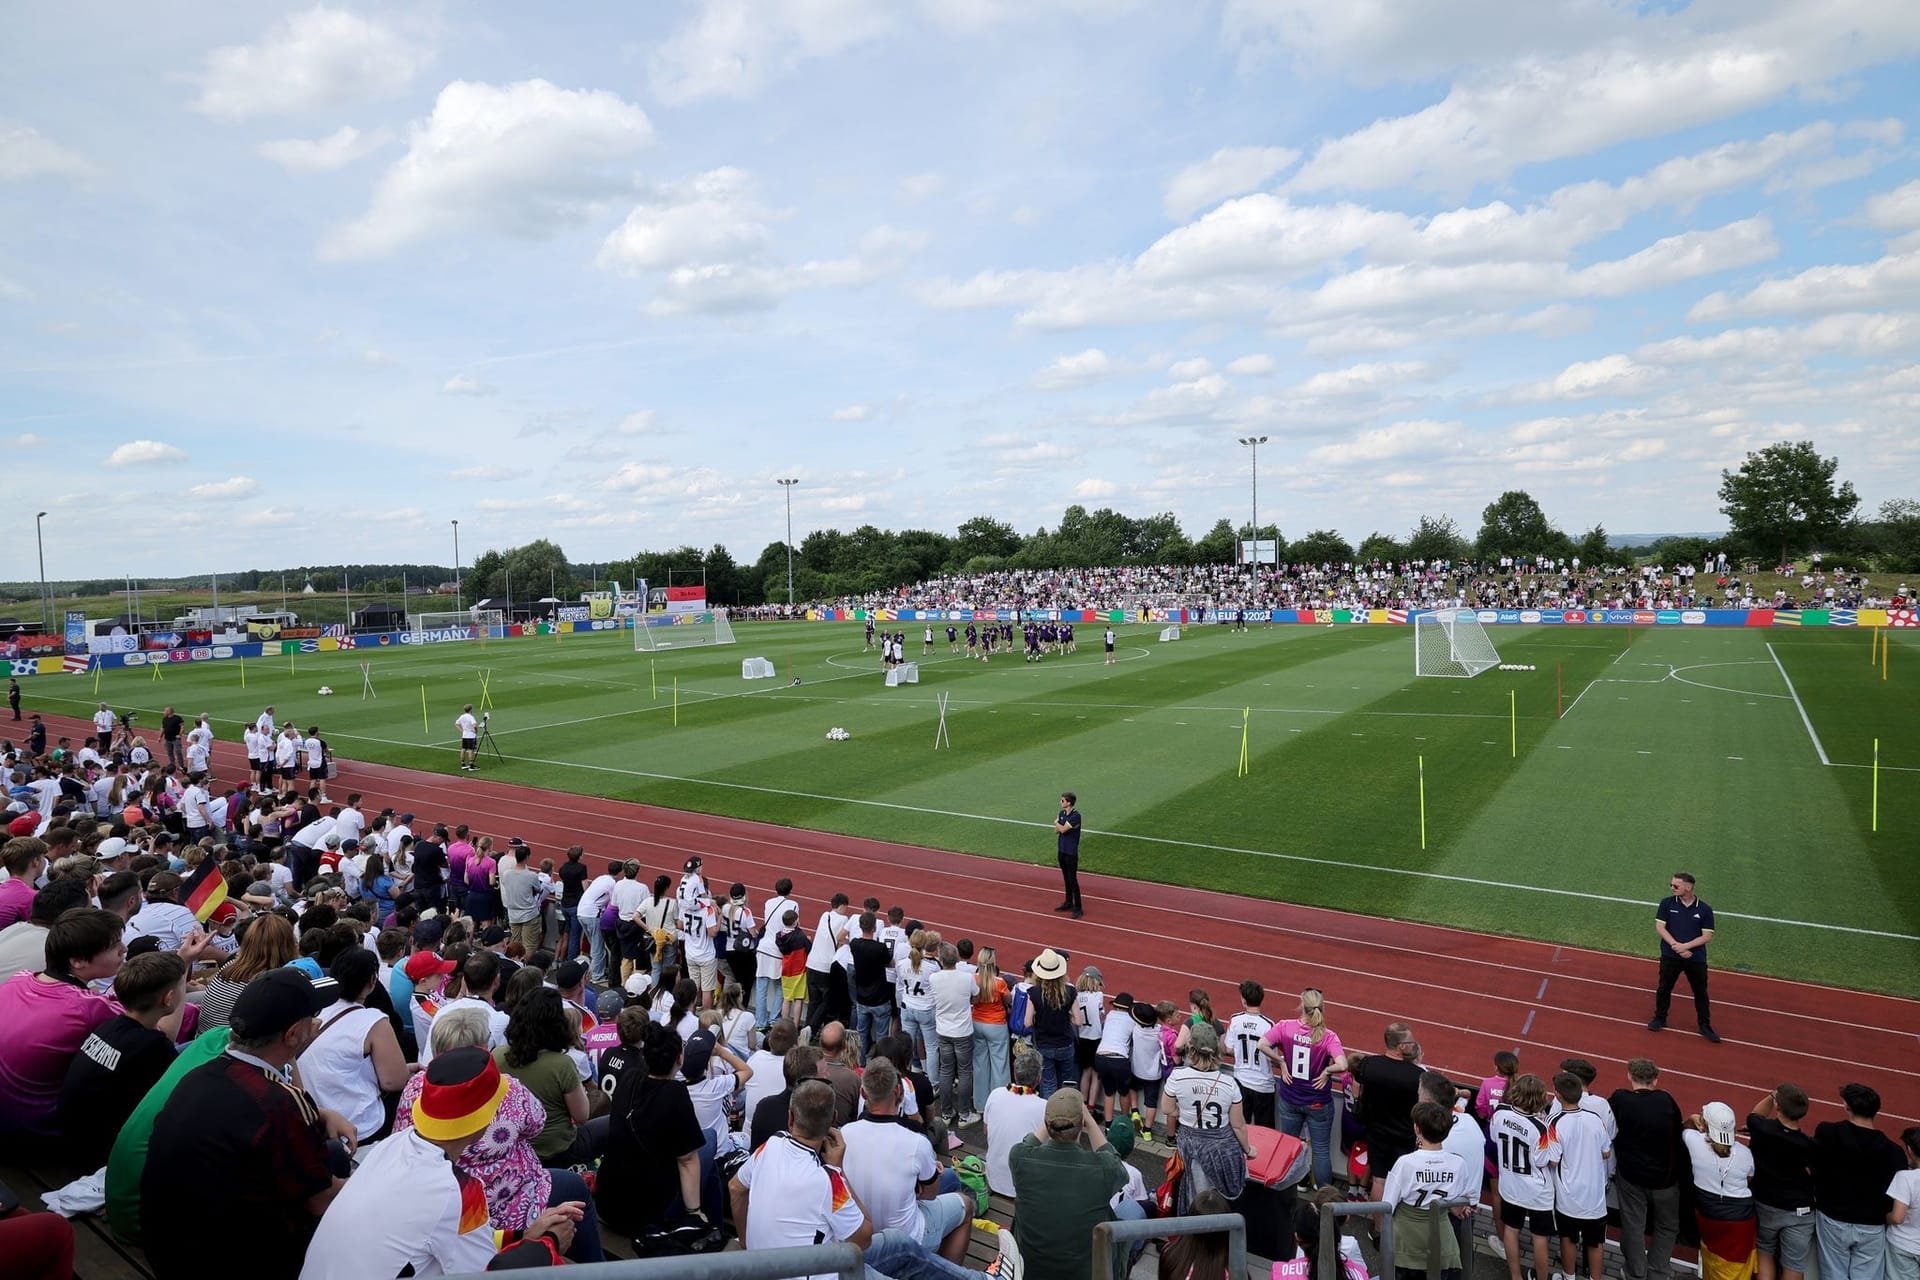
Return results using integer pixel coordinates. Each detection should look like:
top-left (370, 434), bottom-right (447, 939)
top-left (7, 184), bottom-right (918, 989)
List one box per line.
top-left (1237, 436), bottom-right (1268, 565)
top-left (34, 511), bottom-right (49, 632)
top-left (777, 478), bottom-right (799, 609)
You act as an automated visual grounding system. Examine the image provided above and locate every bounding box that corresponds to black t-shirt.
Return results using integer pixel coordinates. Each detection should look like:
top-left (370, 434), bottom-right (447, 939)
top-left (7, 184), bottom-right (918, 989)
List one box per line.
top-left (58, 1014), bottom-right (176, 1166)
top-left (411, 841), bottom-right (447, 891)
top-left (1608, 1087), bottom-right (1683, 1189)
top-left (849, 937), bottom-right (892, 1007)
top-left (595, 1073), bottom-right (706, 1234)
top-left (1353, 1054), bottom-right (1423, 1158)
top-left (142, 1055), bottom-right (335, 1280)
top-left (1745, 1114), bottom-right (1816, 1209)
top-left (161, 713), bottom-right (184, 741)
top-left (559, 860), bottom-right (590, 907)
top-left (1811, 1120), bottom-right (1907, 1224)
top-left (598, 1044), bottom-right (642, 1098)
top-left (751, 1088), bottom-right (795, 1153)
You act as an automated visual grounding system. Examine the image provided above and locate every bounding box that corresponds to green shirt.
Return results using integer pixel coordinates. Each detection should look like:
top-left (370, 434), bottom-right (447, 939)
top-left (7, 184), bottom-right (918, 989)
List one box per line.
top-left (1007, 1134), bottom-right (1125, 1277)
top-left (105, 1026), bottom-right (232, 1244)
top-left (494, 1046), bottom-right (581, 1161)
top-left (1392, 1202), bottom-right (1461, 1272)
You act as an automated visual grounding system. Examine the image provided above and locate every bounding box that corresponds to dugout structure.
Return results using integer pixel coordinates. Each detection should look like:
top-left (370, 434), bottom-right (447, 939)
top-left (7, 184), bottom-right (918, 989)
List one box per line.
top-left (634, 608), bottom-right (736, 651)
top-left (1413, 609), bottom-right (1501, 678)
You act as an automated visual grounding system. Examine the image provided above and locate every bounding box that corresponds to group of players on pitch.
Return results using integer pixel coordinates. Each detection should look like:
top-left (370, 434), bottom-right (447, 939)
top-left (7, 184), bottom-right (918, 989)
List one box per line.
top-left (866, 618), bottom-right (1083, 664)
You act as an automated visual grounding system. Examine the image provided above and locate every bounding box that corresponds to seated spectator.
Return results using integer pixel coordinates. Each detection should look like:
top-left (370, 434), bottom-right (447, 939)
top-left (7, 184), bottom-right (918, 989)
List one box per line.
top-left (495, 986), bottom-right (607, 1166)
top-left (742, 1017), bottom-right (795, 1120)
top-left (0, 836), bottom-right (47, 928)
top-left (1009, 1087), bottom-right (1139, 1278)
top-left (0, 907), bottom-right (132, 1144)
top-left (983, 1047), bottom-right (1047, 1197)
top-left (680, 1026), bottom-right (751, 1146)
top-left (842, 1056), bottom-right (975, 1266)
top-left (141, 970), bottom-right (351, 1280)
top-left (126, 871), bottom-right (200, 951)
top-left (816, 1019), bottom-right (863, 1125)
top-left (300, 1047), bottom-right (583, 1279)
top-left (0, 877), bottom-right (89, 982)
top-left (1158, 1188), bottom-right (1234, 1280)
top-left (751, 1042), bottom-right (824, 1152)
top-left (595, 1021), bottom-right (715, 1238)
top-left (297, 947), bottom-right (412, 1144)
top-left (57, 951), bottom-right (188, 1167)
top-left (1684, 1102), bottom-right (1756, 1280)
top-left (198, 912), bottom-right (297, 1031)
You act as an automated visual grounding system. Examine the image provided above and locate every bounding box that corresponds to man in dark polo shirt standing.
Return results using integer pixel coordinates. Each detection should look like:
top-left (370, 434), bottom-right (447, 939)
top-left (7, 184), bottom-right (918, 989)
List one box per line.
top-left (1647, 871), bottom-right (1718, 1042)
top-left (1053, 791), bottom-right (1083, 919)
top-left (160, 706), bottom-right (184, 771)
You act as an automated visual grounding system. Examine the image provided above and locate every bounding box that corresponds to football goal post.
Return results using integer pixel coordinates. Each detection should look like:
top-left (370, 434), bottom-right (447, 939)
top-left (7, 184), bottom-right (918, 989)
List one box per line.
top-left (407, 611), bottom-right (484, 641)
top-left (635, 609), bottom-right (736, 651)
top-left (1413, 609), bottom-right (1501, 678)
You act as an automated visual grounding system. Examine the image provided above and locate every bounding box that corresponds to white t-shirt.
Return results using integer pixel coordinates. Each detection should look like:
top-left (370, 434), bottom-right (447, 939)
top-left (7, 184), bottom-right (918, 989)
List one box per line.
top-left (1550, 1090), bottom-right (1618, 1176)
top-left (304, 736), bottom-right (324, 769)
top-left (94, 709), bottom-right (115, 735)
top-left (334, 807), bottom-right (366, 846)
top-left (900, 958), bottom-right (938, 1011)
top-left (298, 1128), bottom-right (497, 1280)
top-left (1549, 1107), bottom-right (1611, 1219)
top-left (186, 740), bottom-right (211, 772)
top-left (680, 899), bottom-right (718, 964)
top-left (256, 711), bottom-right (275, 735)
top-left (1889, 1168), bottom-right (1920, 1256)
top-left (757, 896), bottom-right (797, 960)
top-left (930, 969), bottom-right (974, 1038)
top-left (274, 733), bottom-right (298, 768)
top-left (742, 1049), bottom-right (785, 1118)
top-left (1225, 1010), bottom-right (1276, 1093)
top-left (1490, 1108), bottom-right (1554, 1211)
top-left (180, 784), bottom-right (212, 829)
top-left (841, 1116), bottom-right (937, 1236)
top-left (807, 910), bottom-right (846, 972)
top-left (685, 1065), bottom-right (737, 1142)
top-left (1683, 1130), bottom-right (1754, 1200)
top-left (291, 816), bottom-right (337, 849)
top-left (1075, 990), bottom-right (1104, 1041)
top-left (1129, 1020), bottom-right (1166, 1079)
top-left (128, 901), bottom-right (199, 951)
top-left (1164, 1066), bottom-right (1243, 1131)
top-left (1095, 1008), bottom-right (1134, 1058)
top-left (982, 1087), bottom-right (1047, 1197)
top-left (737, 1133), bottom-right (867, 1275)
top-left (1444, 1109), bottom-right (1486, 1203)
top-left (455, 712), bottom-right (477, 739)
top-left (578, 874), bottom-right (616, 922)
top-left (188, 722), bottom-right (213, 749)
top-left (1382, 1146), bottom-right (1466, 1211)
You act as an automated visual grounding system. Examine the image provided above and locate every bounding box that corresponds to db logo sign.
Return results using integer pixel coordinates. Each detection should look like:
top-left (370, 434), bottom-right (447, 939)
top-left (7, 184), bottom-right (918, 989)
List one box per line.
top-left (1564, 611), bottom-right (1587, 623)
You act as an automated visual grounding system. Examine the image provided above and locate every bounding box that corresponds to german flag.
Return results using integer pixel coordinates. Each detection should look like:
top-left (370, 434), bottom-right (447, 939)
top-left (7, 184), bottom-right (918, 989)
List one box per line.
top-left (182, 856), bottom-right (228, 923)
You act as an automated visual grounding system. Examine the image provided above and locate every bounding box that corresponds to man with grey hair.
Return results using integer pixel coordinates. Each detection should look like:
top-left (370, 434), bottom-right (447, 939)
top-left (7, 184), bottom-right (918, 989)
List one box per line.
top-left (983, 1047), bottom-right (1046, 1196)
top-left (842, 1057), bottom-right (975, 1266)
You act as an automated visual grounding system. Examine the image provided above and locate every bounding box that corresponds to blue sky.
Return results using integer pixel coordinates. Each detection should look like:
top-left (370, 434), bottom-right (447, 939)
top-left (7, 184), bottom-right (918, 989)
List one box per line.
top-left (4, 0), bottom-right (1918, 579)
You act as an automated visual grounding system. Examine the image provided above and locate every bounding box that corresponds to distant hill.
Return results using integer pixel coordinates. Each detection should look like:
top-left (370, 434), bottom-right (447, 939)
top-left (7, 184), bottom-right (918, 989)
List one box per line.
top-left (1606, 532), bottom-right (1727, 549)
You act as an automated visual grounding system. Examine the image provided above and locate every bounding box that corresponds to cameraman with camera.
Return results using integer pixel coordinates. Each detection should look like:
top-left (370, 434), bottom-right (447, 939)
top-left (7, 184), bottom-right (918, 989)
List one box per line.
top-left (455, 704), bottom-right (479, 772)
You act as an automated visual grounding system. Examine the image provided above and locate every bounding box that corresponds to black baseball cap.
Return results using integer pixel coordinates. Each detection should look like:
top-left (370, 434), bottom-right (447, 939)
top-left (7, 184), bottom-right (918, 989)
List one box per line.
top-left (552, 959), bottom-right (587, 990)
top-left (230, 970), bottom-right (339, 1040)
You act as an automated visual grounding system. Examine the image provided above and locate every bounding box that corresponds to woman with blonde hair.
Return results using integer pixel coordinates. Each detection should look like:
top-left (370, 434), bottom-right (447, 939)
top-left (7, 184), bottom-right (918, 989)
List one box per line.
top-left (1074, 965), bottom-right (1106, 1102)
top-left (1259, 987), bottom-right (1348, 1188)
top-left (970, 945), bottom-right (1011, 1111)
top-left (1164, 1023), bottom-right (1253, 1213)
top-left (197, 913), bottom-right (297, 1031)
top-left (899, 928), bottom-right (940, 1071)
top-left (1018, 948), bottom-right (1077, 1097)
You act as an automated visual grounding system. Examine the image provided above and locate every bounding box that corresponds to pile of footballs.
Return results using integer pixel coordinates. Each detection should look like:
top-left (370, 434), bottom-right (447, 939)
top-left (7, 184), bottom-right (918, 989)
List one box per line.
top-left (1496, 664), bottom-right (1537, 672)
top-left (825, 726), bottom-right (851, 741)
top-left (317, 686), bottom-right (334, 695)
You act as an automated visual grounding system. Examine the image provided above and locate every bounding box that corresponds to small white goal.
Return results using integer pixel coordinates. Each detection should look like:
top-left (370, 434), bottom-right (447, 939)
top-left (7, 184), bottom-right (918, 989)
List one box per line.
top-left (1414, 609), bottom-right (1501, 678)
top-left (1159, 625), bottom-right (1182, 642)
top-left (741, 657), bottom-right (776, 679)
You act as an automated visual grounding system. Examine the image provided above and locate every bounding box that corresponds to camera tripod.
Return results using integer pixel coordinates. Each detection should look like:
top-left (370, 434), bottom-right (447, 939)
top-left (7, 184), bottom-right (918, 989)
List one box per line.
top-left (476, 715), bottom-right (505, 765)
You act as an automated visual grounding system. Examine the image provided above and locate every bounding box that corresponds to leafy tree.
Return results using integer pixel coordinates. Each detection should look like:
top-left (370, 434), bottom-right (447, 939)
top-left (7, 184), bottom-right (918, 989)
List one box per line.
top-left (1406, 515), bottom-right (1469, 563)
top-left (1193, 518), bottom-right (1238, 564)
top-left (1130, 512), bottom-right (1186, 563)
top-left (1574, 524), bottom-right (1612, 567)
top-left (1290, 529), bottom-right (1353, 563)
top-left (704, 544), bottom-right (744, 605)
top-left (1476, 491), bottom-right (1559, 560)
top-left (1356, 532), bottom-right (1407, 563)
top-left (464, 550), bottom-right (506, 603)
top-left (799, 529), bottom-right (850, 577)
top-left (505, 539), bottom-right (573, 600)
top-left (1866, 498), bottom-right (1920, 572)
top-left (1650, 535), bottom-right (1712, 569)
top-left (1718, 441), bottom-right (1860, 566)
top-left (952, 516), bottom-right (1021, 565)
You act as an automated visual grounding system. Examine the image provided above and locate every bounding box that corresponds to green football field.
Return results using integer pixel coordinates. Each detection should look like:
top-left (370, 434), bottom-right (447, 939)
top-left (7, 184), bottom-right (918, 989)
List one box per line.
top-left (21, 621), bottom-right (1920, 994)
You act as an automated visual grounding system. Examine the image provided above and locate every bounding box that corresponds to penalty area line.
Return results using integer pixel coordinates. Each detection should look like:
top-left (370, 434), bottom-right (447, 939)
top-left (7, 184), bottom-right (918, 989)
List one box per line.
top-left (1766, 643), bottom-right (1830, 766)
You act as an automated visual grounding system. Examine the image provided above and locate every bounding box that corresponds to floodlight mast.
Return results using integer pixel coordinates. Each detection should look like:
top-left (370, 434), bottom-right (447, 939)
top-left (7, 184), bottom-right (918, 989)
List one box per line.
top-left (777, 478), bottom-right (799, 609)
top-left (1237, 436), bottom-right (1268, 565)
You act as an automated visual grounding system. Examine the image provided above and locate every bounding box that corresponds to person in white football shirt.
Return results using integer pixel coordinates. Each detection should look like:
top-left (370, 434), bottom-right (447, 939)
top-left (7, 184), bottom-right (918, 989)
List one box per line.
top-left (455, 704), bottom-right (479, 772)
top-left (184, 730), bottom-right (211, 777)
top-left (1548, 1071), bottom-right (1613, 1280)
top-left (679, 888), bottom-right (721, 1008)
top-left (1383, 1102), bottom-right (1469, 1280)
top-left (754, 878), bottom-right (799, 1032)
top-left (841, 1058), bottom-right (974, 1264)
top-left (92, 703), bottom-right (116, 752)
top-left (1224, 979), bottom-right (1276, 1130)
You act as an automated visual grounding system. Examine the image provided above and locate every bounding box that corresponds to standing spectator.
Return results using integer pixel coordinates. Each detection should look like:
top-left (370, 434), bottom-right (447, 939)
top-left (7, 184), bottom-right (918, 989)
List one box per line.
top-left (1349, 1022), bottom-right (1422, 1200)
top-left (1549, 1071), bottom-right (1612, 1280)
top-left (1647, 871), bottom-right (1719, 1042)
top-left (576, 859), bottom-right (619, 986)
top-left (678, 880), bottom-right (721, 1009)
top-left (1476, 1050), bottom-right (1519, 1255)
top-left (1384, 1102), bottom-right (1468, 1280)
top-left (411, 825), bottom-right (447, 916)
top-left (754, 877), bottom-right (798, 1032)
top-left (1889, 1128), bottom-right (1920, 1280)
top-left (160, 706), bottom-right (184, 770)
top-left (805, 893), bottom-right (852, 1037)
top-left (899, 928), bottom-right (940, 1071)
top-left (1009, 1087), bottom-right (1140, 1278)
top-left (984, 1049), bottom-right (1047, 1197)
top-left (1424, 1071), bottom-right (1485, 1265)
top-left (1490, 1074), bottom-right (1557, 1280)
top-left (971, 947), bottom-right (1012, 1111)
top-left (1226, 979), bottom-right (1276, 1130)
top-left (1263, 987), bottom-right (1348, 1188)
top-left (1164, 1024), bottom-right (1253, 1213)
top-left (1747, 1084), bottom-right (1816, 1280)
top-left (1812, 1082), bottom-right (1908, 1280)
top-left (1071, 964), bottom-right (1104, 1103)
top-left (1053, 791), bottom-right (1083, 918)
top-left (1684, 1102), bottom-right (1757, 1280)
top-left (498, 845), bottom-right (545, 957)
top-left (1610, 1057), bottom-right (1685, 1280)
top-left (848, 911), bottom-right (894, 1060)
top-left (930, 942), bottom-right (977, 1124)
top-left (1022, 948), bottom-right (1077, 1099)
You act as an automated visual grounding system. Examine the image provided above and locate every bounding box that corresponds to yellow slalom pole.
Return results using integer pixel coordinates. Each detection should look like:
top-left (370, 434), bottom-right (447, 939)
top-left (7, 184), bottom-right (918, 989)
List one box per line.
top-left (1418, 756), bottom-right (1427, 850)
top-left (1872, 627), bottom-right (1879, 665)
top-left (1872, 738), bottom-right (1880, 833)
top-left (240, 657), bottom-right (246, 688)
top-left (93, 661), bottom-right (101, 695)
top-left (1510, 689), bottom-right (1517, 758)
top-left (1238, 707), bottom-right (1250, 776)
top-left (420, 685), bottom-right (428, 732)
top-left (650, 659), bottom-right (657, 700)
top-left (673, 678), bottom-right (678, 727)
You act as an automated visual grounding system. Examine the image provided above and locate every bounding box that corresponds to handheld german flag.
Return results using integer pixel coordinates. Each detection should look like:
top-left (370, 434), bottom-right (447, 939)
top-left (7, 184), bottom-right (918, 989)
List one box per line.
top-left (182, 854), bottom-right (228, 923)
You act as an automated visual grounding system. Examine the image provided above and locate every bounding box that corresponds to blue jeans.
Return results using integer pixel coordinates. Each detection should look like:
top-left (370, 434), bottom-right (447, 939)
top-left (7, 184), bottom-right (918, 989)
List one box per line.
top-left (1276, 1092), bottom-right (1335, 1187)
top-left (588, 927), bottom-right (612, 986)
top-left (1816, 1212), bottom-right (1887, 1280)
top-left (1113, 1194), bottom-right (1147, 1271)
top-left (546, 1167), bottom-right (604, 1263)
top-left (854, 1002), bottom-right (892, 1061)
top-left (971, 1020), bottom-right (1009, 1111)
top-left (1036, 1041), bottom-right (1076, 1098)
top-left (864, 1228), bottom-right (981, 1280)
top-left (755, 974), bottom-right (781, 1029)
top-left (562, 905), bottom-right (581, 958)
top-left (901, 1005), bottom-right (938, 1070)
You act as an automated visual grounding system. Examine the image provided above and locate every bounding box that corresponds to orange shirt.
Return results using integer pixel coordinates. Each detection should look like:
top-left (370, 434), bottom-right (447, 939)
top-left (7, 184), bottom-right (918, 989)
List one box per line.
top-left (971, 976), bottom-right (1009, 1024)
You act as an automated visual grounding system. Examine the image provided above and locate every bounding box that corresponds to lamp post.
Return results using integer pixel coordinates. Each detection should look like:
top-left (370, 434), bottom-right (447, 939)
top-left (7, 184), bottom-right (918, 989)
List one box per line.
top-left (777, 478), bottom-right (799, 610)
top-left (34, 511), bottom-right (49, 633)
top-left (1237, 436), bottom-right (1268, 565)
top-left (451, 519), bottom-right (461, 611)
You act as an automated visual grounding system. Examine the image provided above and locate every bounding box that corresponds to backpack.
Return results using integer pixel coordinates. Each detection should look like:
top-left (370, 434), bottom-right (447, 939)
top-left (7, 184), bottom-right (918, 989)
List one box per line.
top-left (1008, 983), bottom-right (1032, 1035)
top-left (952, 1152), bottom-right (990, 1217)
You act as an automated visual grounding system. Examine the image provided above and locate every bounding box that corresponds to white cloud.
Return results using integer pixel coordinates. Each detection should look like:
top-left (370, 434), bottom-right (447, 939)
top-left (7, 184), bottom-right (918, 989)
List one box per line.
top-left (819, 494), bottom-right (868, 512)
top-left (1865, 180), bottom-right (1920, 232)
top-left (362, 348), bottom-right (395, 365)
top-left (1163, 145), bottom-right (1300, 219)
top-left (441, 374), bottom-right (494, 396)
top-left (1297, 361), bottom-right (1435, 397)
top-left (616, 411), bottom-right (658, 435)
top-left (105, 440), bottom-right (187, 467)
top-left (0, 122), bottom-right (91, 181)
top-left (1074, 477), bottom-right (1118, 498)
top-left (1168, 357), bottom-right (1214, 379)
top-left (240, 508), bottom-right (297, 527)
top-left (1637, 312), bottom-right (1917, 363)
top-left (8, 432), bottom-right (45, 446)
top-left (899, 171), bottom-right (946, 202)
top-left (596, 168), bottom-right (777, 274)
top-left (321, 79), bottom-right (653, 260)
top-left (1307, 419), bottom-right (1460, 465)
top-left (602, 462), bottom-right (676, 491)
top-left (1689, 251), bottom-right (1920, 320)
top-left (257, 125), bottom-right (387, 173)
top-left (1226, 354), bottom-right (1275, 376)
top-left (449, 465), bottom-right (513, 481)
top-left (831, 404), bottom-right (874, 421)
top-left (1505, 354), bottom-right (1654, 403)
top-left (185, 476), bottom-right (259, 500)
top-left (1031, 348), bottom-right (1118, 390)
top-left (0, 275), bottom-right (26, 300)
top-left (642, 225), bottom-right (925, 314)
top-left (189, 6), bottom-right (426, 120)
top-left (649, 0), bottom-right (893, 104)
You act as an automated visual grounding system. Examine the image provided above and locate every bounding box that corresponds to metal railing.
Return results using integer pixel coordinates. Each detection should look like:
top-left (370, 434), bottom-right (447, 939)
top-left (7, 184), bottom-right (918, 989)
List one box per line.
top-left (1317, 1197), bottom-right (1471, 1280)
top-left (441, 1244), bottom-right (864, 1280)
top-left (1091, 1211), bottom-right (1248, 1280)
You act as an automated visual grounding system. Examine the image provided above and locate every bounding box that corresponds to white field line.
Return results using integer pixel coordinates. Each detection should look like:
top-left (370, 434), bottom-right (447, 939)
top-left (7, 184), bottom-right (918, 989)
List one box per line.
top-left (1767, 643), bottom-right (1831, 766)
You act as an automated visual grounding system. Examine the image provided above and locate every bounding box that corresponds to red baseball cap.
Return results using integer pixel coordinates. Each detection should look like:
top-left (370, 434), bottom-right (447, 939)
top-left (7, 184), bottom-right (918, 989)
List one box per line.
top-left (403, 951), bottom-right (458, 983)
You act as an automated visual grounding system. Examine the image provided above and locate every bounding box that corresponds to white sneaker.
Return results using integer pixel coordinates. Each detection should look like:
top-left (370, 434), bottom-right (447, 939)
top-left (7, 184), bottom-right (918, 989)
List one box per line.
top-left (959, 1111), bottom-right (982, 1126)
top-left (1489, 1235), bottom-right (1507, 1259)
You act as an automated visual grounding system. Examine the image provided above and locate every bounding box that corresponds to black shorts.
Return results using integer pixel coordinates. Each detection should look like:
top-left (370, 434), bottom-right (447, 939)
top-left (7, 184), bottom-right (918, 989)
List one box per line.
top-left (1556, 1212), bottom-right (1606, 1247)
top-left (306, 765), bottom-right (324, 779)
top-left (1095, 1055), bottom-right (1132, 1098)
top-left (1132, 1074), bottom-right (1163, 1107)
top-left (1501, 1202), bottom-right (1556, 1234)
top-left (1104, 642), bottom-right (1114, 652)
top-left (1075, 1038), bottom-right (1097, 1071)
top-left (461, 737), bottom-right (477, 750)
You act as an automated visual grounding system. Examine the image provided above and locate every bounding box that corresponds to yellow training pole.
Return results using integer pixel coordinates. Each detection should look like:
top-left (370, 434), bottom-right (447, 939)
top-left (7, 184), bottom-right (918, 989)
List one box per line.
top-left (240, 657), bottom-right (246, 688)
top-left (1238, 707), bottom-right (1250, 777)
top-left (1510, 689), bottom-right (1517, 758)
top-left (650, 659), bottom-right (657, 700)
top-left (1418, 756), bottom-right (1427, 850)
top-left (1872, 627), bottom-right (1879, 665)
top-left (93, 661), bottom-right (101, 694)
top-left (1872, 738), bottom-right (1880, 833)
top-left (420, 685), bottom-right (428, 732)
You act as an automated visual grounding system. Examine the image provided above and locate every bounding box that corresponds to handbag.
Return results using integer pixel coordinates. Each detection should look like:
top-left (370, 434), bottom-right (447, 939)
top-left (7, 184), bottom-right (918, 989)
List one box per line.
top-left (1152, 1150), bottom-right (1185, 1217)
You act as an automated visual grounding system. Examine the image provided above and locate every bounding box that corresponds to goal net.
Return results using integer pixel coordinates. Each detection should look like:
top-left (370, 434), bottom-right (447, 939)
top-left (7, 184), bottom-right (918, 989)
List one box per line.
top-left (408, 611), bottom-right (482, 641)
top-left (635, 609), bottom-right (736, 651)
top-left (1413, 609), bottom-right (1501, 678)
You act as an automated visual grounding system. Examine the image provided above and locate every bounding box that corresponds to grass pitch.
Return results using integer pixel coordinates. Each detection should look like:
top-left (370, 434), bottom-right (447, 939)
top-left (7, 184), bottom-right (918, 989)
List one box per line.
top-left (22, 621), bottom-right (1918, 994)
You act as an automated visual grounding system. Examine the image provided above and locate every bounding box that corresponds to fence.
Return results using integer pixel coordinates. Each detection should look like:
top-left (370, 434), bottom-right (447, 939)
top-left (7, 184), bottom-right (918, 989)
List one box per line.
top-left (440, 1244), bottom-right (864, 1280)
top-left (1319, 1198), bottom-right (1472, 1280)
top-left (1091, 1211), bottom-right (1249, 1280)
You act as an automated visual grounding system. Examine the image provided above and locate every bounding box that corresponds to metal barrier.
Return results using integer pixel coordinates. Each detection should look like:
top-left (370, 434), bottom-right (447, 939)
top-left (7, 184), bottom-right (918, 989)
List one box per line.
top-left (440, 1244), bottom-right (865, 1280)
top-left (1316, 1197), bottom-right (1471, 1280)
top-left (1091, 1211), bottom-right (1249, 1280)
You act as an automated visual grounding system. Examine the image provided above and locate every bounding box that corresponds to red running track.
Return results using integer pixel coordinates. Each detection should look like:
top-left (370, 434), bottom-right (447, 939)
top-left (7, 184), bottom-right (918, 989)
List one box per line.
top-left (29, 709), bottom-right (1920, 1126)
